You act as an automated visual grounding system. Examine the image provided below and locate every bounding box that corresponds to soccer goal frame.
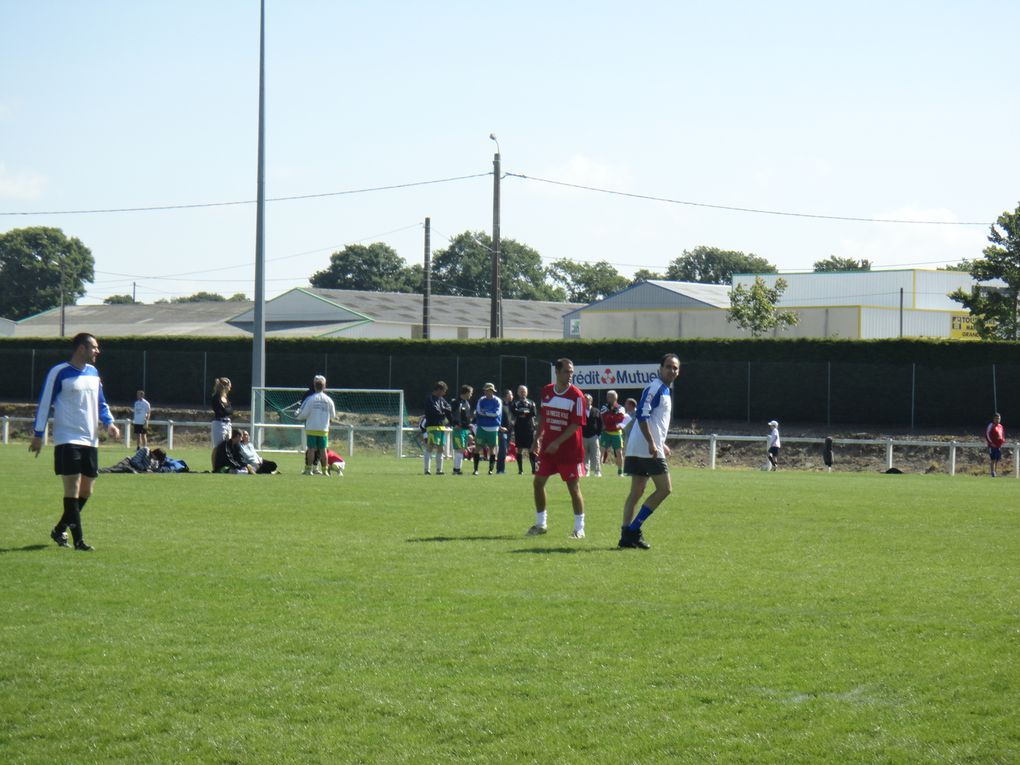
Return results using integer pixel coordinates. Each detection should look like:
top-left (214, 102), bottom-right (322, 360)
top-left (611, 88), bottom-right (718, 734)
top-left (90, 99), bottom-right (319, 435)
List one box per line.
top-left (251, 387), bottom-right (407, 457)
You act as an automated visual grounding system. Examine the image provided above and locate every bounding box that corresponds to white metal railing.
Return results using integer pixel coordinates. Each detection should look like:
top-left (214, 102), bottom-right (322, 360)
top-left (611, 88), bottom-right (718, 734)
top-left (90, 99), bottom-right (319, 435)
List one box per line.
top-left (2, 415), bottom-right (1014, 476)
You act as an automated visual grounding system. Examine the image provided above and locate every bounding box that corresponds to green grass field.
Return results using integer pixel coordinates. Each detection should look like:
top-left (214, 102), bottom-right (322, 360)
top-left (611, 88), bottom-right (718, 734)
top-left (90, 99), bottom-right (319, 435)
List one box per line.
top-left (1, 444), bottom-right (1017, 764)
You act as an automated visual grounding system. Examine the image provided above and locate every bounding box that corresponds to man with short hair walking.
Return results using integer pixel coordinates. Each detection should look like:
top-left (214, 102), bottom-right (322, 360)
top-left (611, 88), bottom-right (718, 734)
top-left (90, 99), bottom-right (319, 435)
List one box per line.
top-left (619, 353), bottom-right (680, 550)
top-left (30, 333), bottom-right (121, 552)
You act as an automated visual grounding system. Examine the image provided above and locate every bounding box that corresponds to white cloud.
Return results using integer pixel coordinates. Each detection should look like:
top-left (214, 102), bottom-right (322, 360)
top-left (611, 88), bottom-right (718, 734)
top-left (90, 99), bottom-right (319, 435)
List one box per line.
top-left (0, 162), bottom-right (47, 200)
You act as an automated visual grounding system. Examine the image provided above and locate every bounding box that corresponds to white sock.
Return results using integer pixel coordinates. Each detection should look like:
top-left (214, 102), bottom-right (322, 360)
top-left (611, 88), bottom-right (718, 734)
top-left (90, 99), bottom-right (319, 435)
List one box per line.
top-left (424, 452), bottom-right (431, 472)
top-left (454, 453), bottom-right (463, 470)
top-left (574, 513), bottom-right (584, 533)
top-left (535, 510), bottom-right (547, 528)
top-left (436, 453), bottom-right (444, 472)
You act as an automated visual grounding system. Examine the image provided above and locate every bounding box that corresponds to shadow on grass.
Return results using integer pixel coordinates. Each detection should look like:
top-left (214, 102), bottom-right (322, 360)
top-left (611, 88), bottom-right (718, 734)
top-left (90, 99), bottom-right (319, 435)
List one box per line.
top-left (0, 544), bottom-right (49, 554)
top-left (406, 535), bottom-right (520, 543)
top-left (509, 546), bottom-right (611, 554)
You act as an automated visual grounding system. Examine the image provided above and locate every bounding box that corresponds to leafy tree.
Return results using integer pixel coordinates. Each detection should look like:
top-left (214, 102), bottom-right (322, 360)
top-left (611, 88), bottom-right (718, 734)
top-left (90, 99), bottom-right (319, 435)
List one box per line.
top-left (431, 231), bottom-right (565, 301)
top-left (630, 268), bottom-right (665, 285)
top-left (813, 255), bottom-right (871, 272)
top-left (309, 243), bottom-right (419, 293)
top-left (103, 294), bottom-right (137, 304)
top-left (0, 227), bottom-right (94, 320)
top-left (938, 259), bottom-right (976, 272)
top-left (949, 204), bottom-right (1020, 340)
top-left (727, 276), bottom-right (798, 337)
top-left (172, 292), bottom-right (228, 303)
top-left (547, 259), bottom-right (628, 303)
top-left (227, 293), bottom-right (249, 302)
top-left (666, 245), bottom-right (777, 284)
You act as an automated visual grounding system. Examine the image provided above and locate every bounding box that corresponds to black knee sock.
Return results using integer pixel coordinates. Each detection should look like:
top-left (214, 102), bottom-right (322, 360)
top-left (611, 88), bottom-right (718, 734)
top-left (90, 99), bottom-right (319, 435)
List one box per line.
top-left (529, 453), bottom-right (537, 473)
top-left (489, 456), bottom-right (496, 472)
top-left (78, 496), bottom-right (89, 512)
top-left (63, 497), bottom-right (83, 544)
top-left (518, 457), bottom-right (524, 474)
top-left (473, 454), bottom-right (480, 471)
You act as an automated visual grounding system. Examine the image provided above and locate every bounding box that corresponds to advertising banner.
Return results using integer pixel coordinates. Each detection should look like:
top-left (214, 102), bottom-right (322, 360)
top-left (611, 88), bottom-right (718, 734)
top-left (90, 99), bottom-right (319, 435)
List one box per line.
top-left (559, 363), bottom-right (661, 390)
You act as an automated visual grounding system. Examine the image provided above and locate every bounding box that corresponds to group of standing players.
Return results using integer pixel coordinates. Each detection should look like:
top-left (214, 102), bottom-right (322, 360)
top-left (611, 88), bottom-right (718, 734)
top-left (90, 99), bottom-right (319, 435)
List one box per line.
top-left (421, 354), bottom-right (681, 549)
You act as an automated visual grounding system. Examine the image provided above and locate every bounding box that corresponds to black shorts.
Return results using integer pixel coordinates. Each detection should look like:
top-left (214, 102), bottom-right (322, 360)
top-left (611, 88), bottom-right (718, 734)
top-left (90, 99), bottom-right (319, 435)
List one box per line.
top-left (133, 423), bottom-right (148, 434)
top-left (623, 456), bottom-right (669, 477)
top-left (54, 444), bottom-right (99, 478)
top-left (989, 447), bottom-right (1002, 461)
top-left (768, 446), bottom-right (780, 457)
top-left (514, 427), bottom-right (536, 450)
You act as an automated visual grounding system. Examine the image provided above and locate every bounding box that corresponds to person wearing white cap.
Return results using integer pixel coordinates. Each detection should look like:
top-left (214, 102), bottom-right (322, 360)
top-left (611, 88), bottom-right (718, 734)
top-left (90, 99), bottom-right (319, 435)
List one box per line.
top-left (766, 420), bottom-right (781, 470)
top-left (296, 375), bottom-right (336, 475)
top-left (473, 382), bottom-right (502, 475)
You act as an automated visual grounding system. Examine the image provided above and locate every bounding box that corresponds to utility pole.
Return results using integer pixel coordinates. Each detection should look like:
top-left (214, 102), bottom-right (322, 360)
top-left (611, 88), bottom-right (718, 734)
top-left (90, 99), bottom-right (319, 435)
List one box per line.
top-left (489, 133), bottom-right (502, 338)
top-left (422, 217), bottom-right (431, 339)
top-left (59, 263), bottom-right (65, 337)
top-left (252, 0), bottom-right (267, 403)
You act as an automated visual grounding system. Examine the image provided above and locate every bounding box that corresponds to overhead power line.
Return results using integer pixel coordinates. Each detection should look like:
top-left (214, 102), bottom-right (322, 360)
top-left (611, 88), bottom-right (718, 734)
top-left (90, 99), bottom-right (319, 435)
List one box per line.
top-left (0, 173), bottom-right (490, 216)
top-left (505, 173), bottom-right (992, 226)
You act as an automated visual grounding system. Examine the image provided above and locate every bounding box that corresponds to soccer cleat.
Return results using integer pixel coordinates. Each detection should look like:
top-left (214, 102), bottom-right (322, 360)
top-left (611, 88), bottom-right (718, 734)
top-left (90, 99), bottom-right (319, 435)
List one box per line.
top-left (424, 470), bottom-right (431, 475)
top-left (302, 467), bottom-right (313, 475)
top-left (488, 469), bottom-right (493, 475)
top-left (569, 529), bottom-right (585, 539)
top-left (452, 469), bottom-right (462, 475)
top-left (50, 528), bottom-right (70, 548)
top-left (74, 541), bottom-right (94, 552)
top-left (472, 470), bottom-right (478, 476)
top-left (618, 526), bottom-right (651, 550)
top-left (436, 471), bottom-right (445, 476)
top-left (526, 525), bottom-right (547, 537)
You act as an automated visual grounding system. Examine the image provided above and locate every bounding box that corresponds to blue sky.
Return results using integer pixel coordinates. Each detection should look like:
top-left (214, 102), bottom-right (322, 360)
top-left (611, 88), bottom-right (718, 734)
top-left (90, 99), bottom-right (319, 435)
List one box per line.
top-left (2, 0), bottom-right (1018, 305)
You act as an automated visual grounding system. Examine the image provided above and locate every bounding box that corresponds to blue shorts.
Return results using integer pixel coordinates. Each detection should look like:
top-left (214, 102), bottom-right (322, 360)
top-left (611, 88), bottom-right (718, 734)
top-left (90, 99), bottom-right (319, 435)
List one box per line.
top-left (989, 447), bottom-right (1002, 461)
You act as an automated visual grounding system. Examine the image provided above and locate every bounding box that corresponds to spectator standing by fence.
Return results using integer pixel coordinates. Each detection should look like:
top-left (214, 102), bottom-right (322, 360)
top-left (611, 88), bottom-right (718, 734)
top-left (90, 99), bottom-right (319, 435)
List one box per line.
top-left (30, 332), bottom-right (120, 552)
top-left (451, 385), bottom-right (474, 475)
top-left (986, 413), bottom-right (1005, 477)
top-left (132, 389), bottom-right (151, 449)
top-left (210, 377), bottom-right (232, 469)
top-left (582, 393), bottom-right (603, 477)
top-left (766, 420), bottom-right (781, 470)
top-left (296, 375), bottom-right (336, 476)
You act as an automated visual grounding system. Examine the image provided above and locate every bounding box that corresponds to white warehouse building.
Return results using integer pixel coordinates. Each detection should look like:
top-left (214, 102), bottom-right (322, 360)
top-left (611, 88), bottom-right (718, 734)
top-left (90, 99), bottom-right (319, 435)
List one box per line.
top-left (566, 270), bottom-right (990, 340)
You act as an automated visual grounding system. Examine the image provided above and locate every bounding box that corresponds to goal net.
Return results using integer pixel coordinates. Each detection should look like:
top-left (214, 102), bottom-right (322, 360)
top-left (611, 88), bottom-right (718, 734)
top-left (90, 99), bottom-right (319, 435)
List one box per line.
top-left (251, 387), bottom-right (408, 456)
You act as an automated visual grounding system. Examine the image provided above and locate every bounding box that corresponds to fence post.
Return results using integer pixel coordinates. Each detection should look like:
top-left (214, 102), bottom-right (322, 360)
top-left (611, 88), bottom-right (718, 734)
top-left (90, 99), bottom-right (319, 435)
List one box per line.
top-left (949, 441), bottom-right (957, 476)
top-left (2, 415), bottom-right (8, 445)
top-left (348, 424), bottom-right (354, 457)
top-left (123, 418), bottom-right (131, 448)
top-left (885, 439), bottom-right (894, 470)
top-left (167, 420), bottom-right (174, 450)
top-left (709, 435), bottom-right (717, 470)
top-left (1013, 442), bottom-right (1018, 479)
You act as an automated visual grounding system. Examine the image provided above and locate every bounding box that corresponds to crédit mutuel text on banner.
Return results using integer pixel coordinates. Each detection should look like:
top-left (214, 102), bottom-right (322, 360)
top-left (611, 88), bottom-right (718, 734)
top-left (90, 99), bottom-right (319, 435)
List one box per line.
top-left (556, 364), bottom-right (662, 390)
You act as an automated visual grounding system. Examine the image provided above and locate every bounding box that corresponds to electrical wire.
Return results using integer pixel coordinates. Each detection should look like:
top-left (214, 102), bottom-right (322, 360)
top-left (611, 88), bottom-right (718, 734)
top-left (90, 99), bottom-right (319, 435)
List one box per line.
top-left (0, 174), bottom-right (489, 216)
top-left (505, 173), bottom-right (993, 226)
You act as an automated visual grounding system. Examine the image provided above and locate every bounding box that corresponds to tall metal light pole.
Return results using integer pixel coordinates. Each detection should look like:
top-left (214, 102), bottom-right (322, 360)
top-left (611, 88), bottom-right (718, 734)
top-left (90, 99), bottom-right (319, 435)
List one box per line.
top-left (489, 133), bottom-right (502, 339)
top-left (252, 0), bottom-right (267, 416)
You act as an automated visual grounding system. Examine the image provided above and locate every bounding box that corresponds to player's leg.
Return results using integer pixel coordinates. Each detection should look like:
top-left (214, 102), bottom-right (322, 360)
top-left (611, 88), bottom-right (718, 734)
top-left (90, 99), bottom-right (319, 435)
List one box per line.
top-left (434, 431), bottom-right (446, 474)
top-left (528, 473), bottom-right (550, 534)
top-left (565, 477), bottom-right (585, 538)
top-left (622, 475), bottom-right (649, 527)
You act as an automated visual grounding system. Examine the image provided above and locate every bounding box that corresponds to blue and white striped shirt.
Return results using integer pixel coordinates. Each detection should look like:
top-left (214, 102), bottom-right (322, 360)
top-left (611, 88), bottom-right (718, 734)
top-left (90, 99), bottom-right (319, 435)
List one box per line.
top-left (625, 379), bottom-right (672, 458)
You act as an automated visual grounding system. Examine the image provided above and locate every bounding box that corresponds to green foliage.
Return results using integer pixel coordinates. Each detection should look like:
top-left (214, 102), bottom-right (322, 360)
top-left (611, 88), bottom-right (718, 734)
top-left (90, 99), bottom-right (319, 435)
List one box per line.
top-left (0, 226), bottom-right (95, 320)
top-left (432, 231), bottom-right (565, 301)
top-left (949, 204), bottom-right (1020, 340)
top-left (227, 292), bottom-right (249, 302)
top-left (813, 255), bottom-right (872, 272)
top-left (103, 294), bottom-right (137, 304)
top-left (547, 258), bottom-right (628, 303)
top-left (309, 243), bottom-right (420, 293)
top-left (728, 276), bottom-right (799, 337)
top-left (938, 259), bottom-right (976, 272)
top-left (172, 291), bottom-right (229, 303)
top-left (630, 268), bottom-right (665, 285)
top-left (1, 449), bottom-right (1016, 763)
top-left (666, 245), bottom-right (777, 284)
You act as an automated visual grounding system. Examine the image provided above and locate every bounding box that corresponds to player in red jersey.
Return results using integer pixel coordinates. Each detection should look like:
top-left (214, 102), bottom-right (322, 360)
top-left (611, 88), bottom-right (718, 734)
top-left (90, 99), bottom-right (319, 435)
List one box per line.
top-left (527, 358), bottom-right (588, 539)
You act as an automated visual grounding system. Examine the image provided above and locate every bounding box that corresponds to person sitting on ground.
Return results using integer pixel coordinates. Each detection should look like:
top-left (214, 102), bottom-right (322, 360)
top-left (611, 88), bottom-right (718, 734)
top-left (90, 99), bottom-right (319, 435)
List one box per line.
top-left (213, 429), bottom-right (250, 474)
top-left (237, 430), bottom-right (278, 474)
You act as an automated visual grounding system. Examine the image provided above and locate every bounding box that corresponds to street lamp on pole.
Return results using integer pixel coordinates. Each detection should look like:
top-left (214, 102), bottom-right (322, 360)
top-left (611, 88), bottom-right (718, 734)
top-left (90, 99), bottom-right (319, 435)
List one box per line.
top-left (489, 133), bottom-right (502, 339)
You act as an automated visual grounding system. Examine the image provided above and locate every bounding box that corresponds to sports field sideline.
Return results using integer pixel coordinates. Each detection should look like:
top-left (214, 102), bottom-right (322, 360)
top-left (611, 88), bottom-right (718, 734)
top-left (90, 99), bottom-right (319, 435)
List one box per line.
top-left (1, 445), bottom-right (1016, 764)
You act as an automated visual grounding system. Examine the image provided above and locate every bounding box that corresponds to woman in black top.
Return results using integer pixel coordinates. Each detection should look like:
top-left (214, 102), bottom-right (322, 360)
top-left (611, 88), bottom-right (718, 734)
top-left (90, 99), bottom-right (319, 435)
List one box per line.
top-left (210, 377), bottom-right (233, 468)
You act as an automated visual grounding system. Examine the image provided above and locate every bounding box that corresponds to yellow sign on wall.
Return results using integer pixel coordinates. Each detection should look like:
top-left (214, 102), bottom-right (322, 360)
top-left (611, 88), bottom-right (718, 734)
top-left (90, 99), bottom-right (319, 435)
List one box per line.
top-left (949, 313), bottom-right (979, 340)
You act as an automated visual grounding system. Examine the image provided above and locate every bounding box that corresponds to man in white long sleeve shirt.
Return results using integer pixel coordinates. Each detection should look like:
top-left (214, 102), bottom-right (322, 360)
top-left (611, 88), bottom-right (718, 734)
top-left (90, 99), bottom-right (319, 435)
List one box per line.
top-left (296, 375), bottom-right (336, 475)
top-left (30, 333), bottom-right (121, 551)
